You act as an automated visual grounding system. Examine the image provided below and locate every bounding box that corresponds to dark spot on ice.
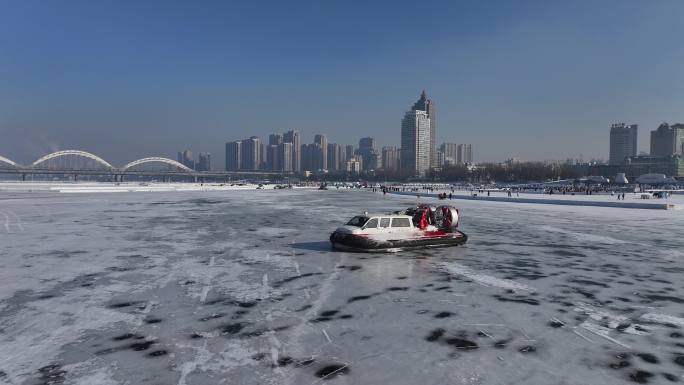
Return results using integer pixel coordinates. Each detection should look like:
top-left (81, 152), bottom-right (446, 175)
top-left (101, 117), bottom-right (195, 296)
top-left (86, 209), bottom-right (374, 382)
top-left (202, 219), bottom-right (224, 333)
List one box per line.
top-left (636, 353), bottom-right (659, 364)
top-left (296, 357), bottom-right (316, 367)
top-left (434, 312), bottom-right (452, 319)
top-left (235, 301), bottom-right (257, 308)
top-left (311, 317), bottom-right (332, 323)
top-left (644, 295), bottom-right (684, 304)
top-left (277, 356), bottom-right (294, 366)
top-left (130, 340), bottom-right (156, 351)
top-left (347, 265), bottom-right (361, 271)
top-left (147, 350), bottom-right (168, 357)
top-left (108, 301), bottom-right (145, 309)
top-left (190, 333), bottom-right (203, 339)
top-left (610, 360), bottom-right (631, 370)
top-left (670, 332), bottom-right (683, 339)
top-left (662, 373), bottom-right (679, 382)
top-left (396, 276), bottom-right (407, 280)
top-left (569, 278), bottom-right (609, 288)
top-left (347, 295), bottom-right (372, 303)
top-left (518, 345), bottom-right (536, 354)
top-left (547, 320), bottom-right (564, 328)
top-left (338, 314), bottom-right (353, 319)
top-left (315, 364), bottom-right (349, 379)
top-left (199, 313), bottom-right (226, 321)
top-left (37, 294), bottom-right (54, 300)
top-left (426, 328), bottom-right (445, 342)
top-left (274, 272), bottom-right (324, 286)
top-left (112, 333), bottom-right (138, 341)
top-left (295, 304), bottom-right (313, 312)
top-left (37, 364), bottom-right (66, 385)
top-left (221, 323), bottom-right (247, 335)
top-left (629, 370), bottom-right (654, 383)
top-left (445, 337), bottom-right (478, 350)
top-left (320, 310), bottom-right (338, 317)
top-left (145, 318), bottom-right (162, 324)
top-left (493, 294), bottom-right (539, 306)
top-left (493, 339), bottom-right (511, 349)
top-left (674, 355), bottom-right (684, 367)
top-left (386, 287), bottom-right (409, 291)
top-left (251, 352), bottom-right (266, 361)
top-left (433, 286), bottom-right (450, 291)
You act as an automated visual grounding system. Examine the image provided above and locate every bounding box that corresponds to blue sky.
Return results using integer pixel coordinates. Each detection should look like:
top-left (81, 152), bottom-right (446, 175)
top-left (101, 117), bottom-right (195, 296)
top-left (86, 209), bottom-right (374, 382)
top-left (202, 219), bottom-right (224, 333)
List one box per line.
top-left (1, 0), bottom-right (683, 166)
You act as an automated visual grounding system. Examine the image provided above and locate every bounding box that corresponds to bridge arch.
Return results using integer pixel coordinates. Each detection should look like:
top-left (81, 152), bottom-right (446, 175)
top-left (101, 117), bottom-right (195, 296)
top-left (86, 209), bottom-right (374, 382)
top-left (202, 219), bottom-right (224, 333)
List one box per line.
top-left (0, 155), bottom-right (19, 168)
top-left (121, 157), bottom-right (193, 172)
top-left (31, 150), bottom-right (114, 169)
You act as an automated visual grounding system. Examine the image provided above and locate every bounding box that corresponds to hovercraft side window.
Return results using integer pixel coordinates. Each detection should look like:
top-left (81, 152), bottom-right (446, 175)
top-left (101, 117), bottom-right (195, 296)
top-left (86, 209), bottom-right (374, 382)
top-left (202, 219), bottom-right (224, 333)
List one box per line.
top-left (391, 218), bottom-right (411, 228)
top-left (346, 216), bottom-right (369, 227)
top-left (379, 218), bottom-right (391, 228)
top-left (363, 218), bottom-right (379, 229)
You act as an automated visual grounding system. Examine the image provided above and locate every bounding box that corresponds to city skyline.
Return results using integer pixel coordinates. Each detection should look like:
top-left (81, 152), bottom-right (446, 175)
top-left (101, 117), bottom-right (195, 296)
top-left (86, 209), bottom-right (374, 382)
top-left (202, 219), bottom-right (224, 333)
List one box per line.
top-left (1, 1), bottom-right (683, 165)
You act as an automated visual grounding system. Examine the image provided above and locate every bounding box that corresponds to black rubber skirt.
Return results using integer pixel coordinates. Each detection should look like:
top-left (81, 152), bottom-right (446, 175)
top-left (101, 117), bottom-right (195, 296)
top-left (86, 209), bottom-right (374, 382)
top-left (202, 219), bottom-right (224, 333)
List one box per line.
top-left (330, 231), bottom-right (468, 252)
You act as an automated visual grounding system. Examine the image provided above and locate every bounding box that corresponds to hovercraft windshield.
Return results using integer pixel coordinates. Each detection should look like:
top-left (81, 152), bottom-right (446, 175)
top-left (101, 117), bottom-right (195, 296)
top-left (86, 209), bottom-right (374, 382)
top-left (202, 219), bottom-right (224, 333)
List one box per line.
top-left (346, 216), bottom-right (370, 227)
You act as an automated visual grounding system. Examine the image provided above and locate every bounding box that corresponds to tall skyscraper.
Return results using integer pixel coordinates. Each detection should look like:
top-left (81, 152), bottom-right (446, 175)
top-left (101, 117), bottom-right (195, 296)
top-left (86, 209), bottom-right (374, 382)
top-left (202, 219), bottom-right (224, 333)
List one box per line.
top-left (401, 109), bottom-right (431, 176)
top-left (440, 143), bottom-right (458, 166)
top-left (457, 144), bottom-right (473, 164)
top-left (609, 123), bottom-right (638, 165)
top-left (358, 137), bottom-right (379, 171)
top-left (314, 134), bottom-right (328, 170)
top-left (279, 142), bottom-right (293, 172)
top-left (225, 141), bottom-right (242, 171)
top-left (327, 143), bottom-right (341, 172)
top-left (650, 123), bottom-right (684, 156)
top-left (412, 90), bottom-right (437, 169)
top-left (268, 133), bottom-right (283, 146)
top-left (177, 150), bottom-right (195, 170)
top-left (283, 130), bottom-right (301, 172)
top-left (266, 145), bottom-right (280, 171)
top-left (300, 143), bottom-right (317, 172)
top-left (197, 152), bottom-right (211, 171)
top-left (241, 136), bottom-right (262, 170)
top-left (345, 145), bottom-right (355, 161)
top-left (382, 146), bottom-right (400, 171)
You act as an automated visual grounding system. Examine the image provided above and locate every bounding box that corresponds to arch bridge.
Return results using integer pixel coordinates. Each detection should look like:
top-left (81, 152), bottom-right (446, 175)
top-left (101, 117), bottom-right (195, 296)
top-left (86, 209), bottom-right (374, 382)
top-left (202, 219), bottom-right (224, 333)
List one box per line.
top-left (0, 150), bottom-right (288, 181)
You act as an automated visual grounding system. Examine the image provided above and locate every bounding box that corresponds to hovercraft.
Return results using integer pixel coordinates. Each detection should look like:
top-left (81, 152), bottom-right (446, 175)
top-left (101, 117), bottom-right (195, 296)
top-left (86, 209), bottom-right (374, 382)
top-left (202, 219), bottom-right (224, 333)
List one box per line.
top-left (330, 204), bottom-right (468, 252)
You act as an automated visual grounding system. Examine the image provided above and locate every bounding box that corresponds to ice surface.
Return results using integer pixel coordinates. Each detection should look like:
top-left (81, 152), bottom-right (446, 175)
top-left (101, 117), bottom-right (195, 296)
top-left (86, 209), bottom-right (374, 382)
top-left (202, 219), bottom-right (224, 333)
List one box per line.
top-left (1, 189), bottom-right (683, 384)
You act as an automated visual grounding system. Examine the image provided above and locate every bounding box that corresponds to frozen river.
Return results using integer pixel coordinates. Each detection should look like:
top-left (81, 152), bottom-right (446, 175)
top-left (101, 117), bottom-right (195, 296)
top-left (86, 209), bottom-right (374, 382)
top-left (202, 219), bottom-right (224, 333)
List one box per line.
top-left (1, 189), bottom-right (683, 385)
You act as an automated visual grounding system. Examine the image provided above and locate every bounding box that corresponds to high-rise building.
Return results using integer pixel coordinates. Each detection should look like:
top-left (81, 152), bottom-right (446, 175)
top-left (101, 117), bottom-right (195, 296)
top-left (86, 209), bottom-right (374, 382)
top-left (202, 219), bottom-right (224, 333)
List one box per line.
top-left (283, 130), bottom-right (301, 172)
top-left (266, 145), bottom-right (280, 171)
top-left (401, 109), bottom-right (431, 176)
top-left (346, 155), bottom-right (363, 173)
top-left (241, 136), bottom-right (262, 170)
top-left (457, 144), bottom-right (473, 164)
top-left (358, 137), bottom-right (379, 171)
top-left (412, 90), bottom-right (437, 168)
top-left (314, 134), bottom-right (328, 170)
top-left (300, 143), bottom-right (317, 172)
top-left (177, 150), bottom-right (195, 170)
top-left (382, 146), bottom-right (400, 171)
top-left (225, 141), bottom-right (242, 171)
top-left (197, 152), bottom-right (211, 171)
top-left (280, 142), bottom-right (293, 172)
top-left (345, 145), bottom-right (355, 161)
top-left (609, 123), bottom-right (638, 165)
top-left (268, 133), bottom-right (283, 146)
top-left (327, 143), bottom-right (341, 172)
top-left (440, 143), bottom-right (458, 166)
top-left (650, 123), bottom-right (684, 157)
